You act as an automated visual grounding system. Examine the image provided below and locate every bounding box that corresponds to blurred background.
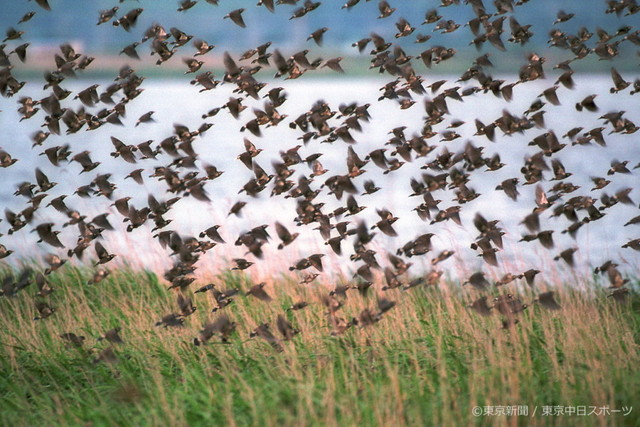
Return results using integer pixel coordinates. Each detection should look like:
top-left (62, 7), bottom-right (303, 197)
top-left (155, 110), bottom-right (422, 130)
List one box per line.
top-left (1, 0), bottom-right (638, 74)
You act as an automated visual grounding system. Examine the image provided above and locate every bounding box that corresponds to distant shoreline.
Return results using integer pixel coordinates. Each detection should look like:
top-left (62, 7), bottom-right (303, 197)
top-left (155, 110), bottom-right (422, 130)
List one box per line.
top-left (8, 51), bottom-right (638, 81)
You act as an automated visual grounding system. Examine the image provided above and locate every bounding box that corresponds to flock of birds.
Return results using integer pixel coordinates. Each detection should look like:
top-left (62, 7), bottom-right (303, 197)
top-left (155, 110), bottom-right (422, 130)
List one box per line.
top-left (0, 0), bottom-right (639, 360)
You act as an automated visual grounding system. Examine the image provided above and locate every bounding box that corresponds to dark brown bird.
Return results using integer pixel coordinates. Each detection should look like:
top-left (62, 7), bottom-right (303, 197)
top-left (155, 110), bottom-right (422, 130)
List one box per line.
top-left (0, 149), bottom-right (18, 168)
top-left (36, 273), bottom-right (54, 296)
top-left (100, 327), bottom-right (124, 344)
top-left (224, 8), bottom-right (246, 28)
top-left (35, 168), bottom-right (57, 192)
top-left (494, 294), bottom-right (528, 316)
top-left (275, 222), bottom-right (299, 249)
top-left (276, 314), bottom-right (299, 340)
top-left (575, 94), bottom-right (598, 112)
top-left (19, 11), bottom-right (37, 24)
top-left (60, 333), bottom-right (85, 347)
top-left (110, 137), bottom-right (138, 164)
top-left (469, 296), bottom-right (492, 316)
top-left (608, 160), bottom-right (631, 175)
top-left (352, 37), bottom-right (371, 53)
top-left (136, 111), bottom-right (155, 127)
top-left (541, 85), bottom-right (560, 105)
top-left (93, 347), bottom-right (118, 364)
top-left (289, 254), bottom-right (324, 272)
top-left (113, 8), bottom-right (144, 32)
top-left (177, 0), bottom-right (198, 12)
top-left (246, 282), bottom-right (272, 301)
top-left (194, 315), bottom-right (237, 345)
top-left (33, 223), bottom-right (64, 248)
top-left (553, 247), bottom-right (577, 267)
top-left (377, 0), bottom-right (396, 18)
top-left (322, 57), bottom-right (344, 73)
top-left (371, 210), bottom-right (398, 237)
top-left (395, 17), bottom-right (415, 38)
top-left (521, 269), bottom-right (541, 287)
top-left (120, 42), bottom-right (140, 59)
top-left (463, 272), bottom-right (491, 290)
top-left (554, 10), bottom-right (574, 24)
top-left (622, 239), bottom-right (640, 251)
top-left (536, 291), bottom-right (561, 310)
top-left (87, 269), bottom-right (111, 286)
top-left (250, 323), bottom-right (283, 351)
top-left (307, 27), bottom-right (328, 46)
top-left (257, 0), bottom-right (275, 12)
top-left (231, 258), bottom-right (254, 270)
top-left (193, 39), bottom-right (215, 56)
top-left (155, 313), bottom-right (185, 328)
top-left (496, 178), bottom-right (519, 201)
top-left (423, 9), bottom-right (441, 24)
top-left (43, 253), bottom-right (66, 275)
top-left (228, 201), bottom-right (247, 217)
top-left (200, 225), bottom-right (225, 243)
top-left (610, 67), bottom-right (630, 93)
top-left (3, 27), bottom-right (24, 43)
top-left (508, 16), bottom-right (533, 44)
top-left (177, 293), bottom-right (197, 317)
top-left (95, 241), bottom-right (116, 265)
top-left (97, 7), bottom-right (118, 25)
top-left (72, 151), bottom-right (100, 173)
top-left (183, 57), bottom-right (204, 74)
top-left (608, 288), bottom-right (629, 303)
top-left (10, 43), bottom-right (29, 63)
top-left (34, 301), bottom-right (55, 320)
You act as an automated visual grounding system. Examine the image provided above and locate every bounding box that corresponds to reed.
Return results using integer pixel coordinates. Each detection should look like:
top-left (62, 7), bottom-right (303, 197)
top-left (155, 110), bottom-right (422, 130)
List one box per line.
top-left (0, 264), bottom-right (638, 426)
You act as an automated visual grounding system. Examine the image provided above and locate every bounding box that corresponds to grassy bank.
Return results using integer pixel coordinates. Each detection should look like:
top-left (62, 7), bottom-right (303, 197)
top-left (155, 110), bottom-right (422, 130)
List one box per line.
top-left (0, 266), bottom-right (638, 426)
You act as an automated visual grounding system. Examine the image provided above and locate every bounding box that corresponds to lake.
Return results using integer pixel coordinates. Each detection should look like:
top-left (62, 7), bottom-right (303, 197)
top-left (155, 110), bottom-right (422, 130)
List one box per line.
top-left (0, 74), bottom-right (638, 283)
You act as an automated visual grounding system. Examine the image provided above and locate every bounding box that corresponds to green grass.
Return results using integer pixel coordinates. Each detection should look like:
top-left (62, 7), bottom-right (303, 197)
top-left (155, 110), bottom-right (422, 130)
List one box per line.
top-left (0, 266), bottom-right (639, 426)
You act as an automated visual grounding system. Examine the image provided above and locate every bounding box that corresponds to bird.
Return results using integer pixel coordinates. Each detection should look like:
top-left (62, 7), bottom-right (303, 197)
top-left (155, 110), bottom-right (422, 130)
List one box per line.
top-left (194, 315), bottom-right (237, 345)
top-left (224, 8), bottom-right (246, 28)
top-left (95, 242), bottom-right (116, 265)
top-left (34, 301), bottom-right (55, 320)
top-left (33, 223), bottom-right (64, 248)
top-left (575, 94), bottom-right (598, 112)
top-left (322, 57), bottom-right (345, 73)
top-left (246, 283), bottom-right (272, 301)
top-left (276, 315), bottom-right (299, 340)
top-left (120, 42), bottom-right (140, 60)
top-left (250, 323), bottom-right (283, 352)
top-left (155, 313), bottom-right (185, 328)
top-left (19, 11), bottom-right (37, 24)
top-left (307, 27), bottom-right (328, 46)
top-left (554, 10), bottom-right (574, 24)
top-left (93, 347), bottom-right (118, 364)
top-left (275, 222), bottom-right (299, 249)
top-left (177, 0), bottom-right (198, 12)
top-left (183, 57), bottom-right (204, 74)
top-left (469, 296), bottom-right (492, 316)
top-left (0, 150), bottom-right (18, 168)
top-left (377, 1), bottom-right (396, 19)
top-left (72, 151), bottom-right (101, 173)
top-left (136, 111), bottom-right (155, 126)
top-left (60, 333), bottom-right (85, 347)
top-left (463, 272), bottom-right (491, 290)
top-left (522, 269), bottom-right (541, 287)
top-left (97, 7), bottom-right (118, 25)
top-left (608, 160), bottom-right (631, 175)
top-left (610, 67), bottom-right (630, 93)
top-left (536, 291), bottom-right (561, 310)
